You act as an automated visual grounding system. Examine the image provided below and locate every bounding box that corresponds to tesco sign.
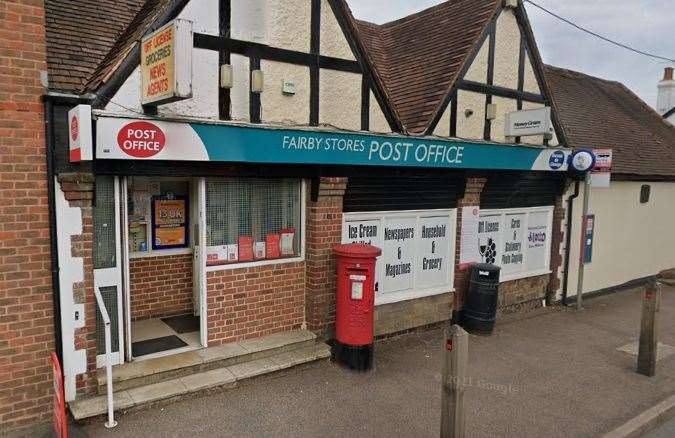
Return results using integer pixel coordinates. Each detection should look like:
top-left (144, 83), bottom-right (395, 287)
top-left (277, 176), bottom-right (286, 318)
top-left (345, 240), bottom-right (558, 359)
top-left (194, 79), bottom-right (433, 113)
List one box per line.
top-left (117, 121), bottom-right (166, 158)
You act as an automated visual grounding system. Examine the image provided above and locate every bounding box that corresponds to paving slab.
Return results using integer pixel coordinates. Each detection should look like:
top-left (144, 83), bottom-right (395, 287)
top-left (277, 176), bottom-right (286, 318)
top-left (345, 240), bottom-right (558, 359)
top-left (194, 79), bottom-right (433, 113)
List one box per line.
top-left (617, 342), bottom-right (675, 362)
top-left (179, 367), bottom-right (237, 392)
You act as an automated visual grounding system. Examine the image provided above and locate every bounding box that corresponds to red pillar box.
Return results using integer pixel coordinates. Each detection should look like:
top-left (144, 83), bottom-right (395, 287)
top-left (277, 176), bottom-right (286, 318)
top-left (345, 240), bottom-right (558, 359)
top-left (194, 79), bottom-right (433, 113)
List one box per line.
top-left (332, 243), bottom-right (381, 371)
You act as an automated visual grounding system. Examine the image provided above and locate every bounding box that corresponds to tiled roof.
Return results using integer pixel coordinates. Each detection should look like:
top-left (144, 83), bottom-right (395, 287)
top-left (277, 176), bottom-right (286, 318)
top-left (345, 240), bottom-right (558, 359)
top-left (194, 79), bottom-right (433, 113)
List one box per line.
top-left (45, 0), bottom-right (146, 93)
top-left (350, 0), bottom-right (500, 134)
top-left (544, 65), bottom-right (675, 178)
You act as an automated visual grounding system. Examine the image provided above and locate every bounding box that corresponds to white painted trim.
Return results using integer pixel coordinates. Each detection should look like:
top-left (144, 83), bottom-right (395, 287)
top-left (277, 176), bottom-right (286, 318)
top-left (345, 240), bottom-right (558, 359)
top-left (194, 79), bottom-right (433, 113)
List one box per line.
top-left (206, 255), bottom-right (306, 272)
top-left (197, 177), bottom-right (208, 348)
top-left (129, 247), bottom-right (194, 259)
top-left (121, 177), bottom-right (132, 361)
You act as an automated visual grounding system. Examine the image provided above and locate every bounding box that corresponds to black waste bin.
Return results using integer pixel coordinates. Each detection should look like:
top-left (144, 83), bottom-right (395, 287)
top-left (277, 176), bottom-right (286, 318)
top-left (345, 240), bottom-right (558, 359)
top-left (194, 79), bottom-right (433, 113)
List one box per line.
top-left (461, 264), bottom-right (501, 335)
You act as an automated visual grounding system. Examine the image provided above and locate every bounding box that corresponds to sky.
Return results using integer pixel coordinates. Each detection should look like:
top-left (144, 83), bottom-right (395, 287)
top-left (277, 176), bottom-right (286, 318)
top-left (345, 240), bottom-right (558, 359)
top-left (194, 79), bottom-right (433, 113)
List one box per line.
top-left (346, 0), bottom-right (675, 108)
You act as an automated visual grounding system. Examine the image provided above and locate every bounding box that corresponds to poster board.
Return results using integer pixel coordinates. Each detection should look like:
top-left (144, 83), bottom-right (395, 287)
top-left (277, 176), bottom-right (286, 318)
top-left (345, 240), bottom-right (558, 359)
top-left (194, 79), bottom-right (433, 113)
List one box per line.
top-left (477, 206), bottom-right (554, 282)
top-left (342, 209), bottom-right (456, 305)
top-left (152, 196), bottom-right (188, 249)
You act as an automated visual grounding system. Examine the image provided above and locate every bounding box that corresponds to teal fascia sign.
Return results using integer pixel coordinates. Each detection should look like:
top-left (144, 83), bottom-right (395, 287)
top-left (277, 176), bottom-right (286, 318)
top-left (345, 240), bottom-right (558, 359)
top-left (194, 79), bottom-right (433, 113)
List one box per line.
top-left (96, 116), bottom-right (570, 172)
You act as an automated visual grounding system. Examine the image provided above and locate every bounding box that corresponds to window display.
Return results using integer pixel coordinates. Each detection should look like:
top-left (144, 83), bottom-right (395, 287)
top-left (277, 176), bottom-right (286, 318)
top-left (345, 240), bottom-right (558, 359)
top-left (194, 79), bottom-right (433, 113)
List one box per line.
top-left (127, 177), bottom-right (190, 255)
top-left (206, 178), bottom-right (302, 266)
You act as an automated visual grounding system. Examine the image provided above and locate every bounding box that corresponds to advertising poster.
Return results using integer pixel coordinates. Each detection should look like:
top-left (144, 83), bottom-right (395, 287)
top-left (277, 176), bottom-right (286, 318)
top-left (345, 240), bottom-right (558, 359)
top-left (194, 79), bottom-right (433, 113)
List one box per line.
top-left (280, 228), bottom-right (296, 256)
top-left (527, 210), bottom-right (550, 272)
top-left (459, 206), bottom-right (480, 269)
top-left (500, 213), bottom-right (526, 276)
top-left (239, 237), bottom-right (254, 261)
top-left (417, 216), bottom-right (450, 289)
top-left (380, 217), bottom-right (416, 293)
top-left (266, 234), bottom-right (281, 259)
top-left (152, 196), bottom-right (187, 249)
top-left (478, 214), bottom-right (501, 265)
top-left (343, 218), bottom-right (383, 293)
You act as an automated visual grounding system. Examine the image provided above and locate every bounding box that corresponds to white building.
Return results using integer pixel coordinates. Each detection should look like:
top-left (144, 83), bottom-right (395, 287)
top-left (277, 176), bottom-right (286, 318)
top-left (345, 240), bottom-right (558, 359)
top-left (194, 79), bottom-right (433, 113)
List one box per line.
top-left (657, 67), bottom-right (675, 125)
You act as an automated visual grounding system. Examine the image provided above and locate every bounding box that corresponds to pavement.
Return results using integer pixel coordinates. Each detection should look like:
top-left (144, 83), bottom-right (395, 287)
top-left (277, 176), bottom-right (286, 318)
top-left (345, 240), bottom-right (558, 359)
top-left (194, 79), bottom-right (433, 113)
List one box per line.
top-left (75, 285), bottom-right (675, 438)
top-left (646, 416), bottom-right (675, 437)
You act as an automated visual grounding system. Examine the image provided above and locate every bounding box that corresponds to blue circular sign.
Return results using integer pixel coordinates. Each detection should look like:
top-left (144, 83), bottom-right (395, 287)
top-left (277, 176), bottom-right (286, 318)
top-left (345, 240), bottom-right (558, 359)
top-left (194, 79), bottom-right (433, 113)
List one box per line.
top-left (549, 150), bottom-right (566, 170)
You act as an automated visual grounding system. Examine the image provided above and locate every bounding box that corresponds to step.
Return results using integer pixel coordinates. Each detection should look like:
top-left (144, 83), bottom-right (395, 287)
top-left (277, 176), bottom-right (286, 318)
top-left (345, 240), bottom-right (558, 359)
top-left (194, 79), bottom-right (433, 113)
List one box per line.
top-left (71, 342), bottom-right (330, 421)
top-left (96, 329), bottom-right (317, 394)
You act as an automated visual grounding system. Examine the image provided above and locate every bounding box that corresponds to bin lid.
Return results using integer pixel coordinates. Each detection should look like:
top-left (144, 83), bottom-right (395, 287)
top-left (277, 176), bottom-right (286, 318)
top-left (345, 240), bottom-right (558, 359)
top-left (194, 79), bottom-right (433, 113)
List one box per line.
top-left (471, 263), bottom-right (501, 272)
top-left (333, 243), bottom-right (382, 258)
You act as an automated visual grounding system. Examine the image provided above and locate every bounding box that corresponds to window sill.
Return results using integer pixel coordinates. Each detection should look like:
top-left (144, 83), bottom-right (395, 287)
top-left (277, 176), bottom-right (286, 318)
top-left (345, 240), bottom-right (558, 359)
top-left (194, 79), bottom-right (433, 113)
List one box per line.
top-left (129, 247), bottom-right (193, 259)
top-left (205, 255), bottom-right (305, 272)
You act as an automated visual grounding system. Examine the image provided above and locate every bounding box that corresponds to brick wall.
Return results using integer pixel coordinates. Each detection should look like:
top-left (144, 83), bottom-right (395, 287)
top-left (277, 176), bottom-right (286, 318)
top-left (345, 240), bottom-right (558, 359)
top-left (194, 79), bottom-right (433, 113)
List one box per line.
top-left (305, 177), bottom-right (347, 338)
top-left (0, 0), bottom-right (53, 430)
top-left (130, 254), bottom-right (193, 321)
top-left (499, 274), bottom-right (549, 312)
top-left (206, 262), bottom-right (305, 345)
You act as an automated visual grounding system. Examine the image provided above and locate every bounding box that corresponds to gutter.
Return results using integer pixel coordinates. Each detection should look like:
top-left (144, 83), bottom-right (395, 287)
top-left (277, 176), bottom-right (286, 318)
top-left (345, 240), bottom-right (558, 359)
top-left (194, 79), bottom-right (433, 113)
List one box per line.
top-left (44, 99), bottom-right (63, 362)
top-left (561, 179), bottom-right (580, 306)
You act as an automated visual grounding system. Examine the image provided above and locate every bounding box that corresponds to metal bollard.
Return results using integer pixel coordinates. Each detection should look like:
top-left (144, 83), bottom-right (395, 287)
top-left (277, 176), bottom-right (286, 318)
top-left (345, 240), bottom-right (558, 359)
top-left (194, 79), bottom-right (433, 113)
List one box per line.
top-left (440, 325), bottom-right (468, 438)
top-left (637, 279), bottom-right (660, 377)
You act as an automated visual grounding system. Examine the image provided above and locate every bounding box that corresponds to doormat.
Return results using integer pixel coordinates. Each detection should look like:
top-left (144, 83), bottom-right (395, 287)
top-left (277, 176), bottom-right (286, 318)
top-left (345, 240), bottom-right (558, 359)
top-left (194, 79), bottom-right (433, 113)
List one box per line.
top-left (161, 314), bottom-right (200, 334)
top-left (132, 335), bottom-right (188, 357)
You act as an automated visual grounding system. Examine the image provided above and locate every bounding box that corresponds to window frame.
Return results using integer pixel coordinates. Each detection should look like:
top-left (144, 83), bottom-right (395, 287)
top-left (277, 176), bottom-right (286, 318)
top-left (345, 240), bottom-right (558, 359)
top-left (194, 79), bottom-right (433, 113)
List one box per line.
top-left (205, 179), bottom-right (307, 272)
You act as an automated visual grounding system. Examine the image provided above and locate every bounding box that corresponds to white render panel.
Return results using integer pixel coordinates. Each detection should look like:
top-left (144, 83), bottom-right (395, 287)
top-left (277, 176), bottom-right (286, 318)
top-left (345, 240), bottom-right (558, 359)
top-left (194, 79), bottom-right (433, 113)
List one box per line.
top-left (464, 39), bottom-right (489, 83)
top-left (267, 0), bottom-right (311, 53)
top-left (230, 54), bottom-right (250, 121)
top-left (231, 0), bottom-right (268, 44)
top-left (320, 0), bottom-right (355, 60)
top-left (319, 69), bottom-right (361, 130)
top-left (160, 49), bottom-right (219, 118)
top-left (523, 51), bottom-right (541, 94)
top-left (369, 91), bottom-right (391, 133)
top-left (565, 181), bottom-right (675, 297)
top-left (491, 96), bottom-right (518, 142)
top-left (433, 104), bottom-right (451, 137)
top-left (180, 0), bottom-right (218, 35)
top-left (493, 10), bottom-right (520, 90)
top-left (456, 90), bottom-right (486, 140)
top-left (55, 179), bottom-right (86, 402)
top-left (261, 60), bottom-right (310, 125)
top-left (104, 66), bottom-right (142, 115)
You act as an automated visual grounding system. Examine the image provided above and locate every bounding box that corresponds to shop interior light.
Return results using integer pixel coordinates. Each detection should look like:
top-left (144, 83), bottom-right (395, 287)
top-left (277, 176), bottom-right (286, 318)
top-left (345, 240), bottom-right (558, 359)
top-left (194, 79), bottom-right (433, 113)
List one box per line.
top-left (251, 70), bottom-right (264, 93)
top-left (220, 64), bottom-right (233, 89)
top-left (486, 103), bottom-right (497, 120)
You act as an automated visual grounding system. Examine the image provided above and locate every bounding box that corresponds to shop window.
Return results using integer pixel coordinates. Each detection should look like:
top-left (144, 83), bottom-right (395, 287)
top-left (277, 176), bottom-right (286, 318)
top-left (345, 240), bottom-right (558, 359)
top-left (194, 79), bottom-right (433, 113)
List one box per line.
top-left (640, 185), bottom-right (651, 204)
top-left (128, 177), bottom-right (190, 256)
top-left (206, 178), bottom-right (302, 266)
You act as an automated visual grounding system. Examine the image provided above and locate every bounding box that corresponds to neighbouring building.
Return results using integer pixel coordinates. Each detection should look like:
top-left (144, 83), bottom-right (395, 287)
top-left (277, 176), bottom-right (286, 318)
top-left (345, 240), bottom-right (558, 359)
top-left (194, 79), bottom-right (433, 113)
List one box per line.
top-left (657, 67), bottom-right (675, 125)
top-left (3, 0), bottom-right (579, 431)
top-left (544, 65), bottom-right (675, 302)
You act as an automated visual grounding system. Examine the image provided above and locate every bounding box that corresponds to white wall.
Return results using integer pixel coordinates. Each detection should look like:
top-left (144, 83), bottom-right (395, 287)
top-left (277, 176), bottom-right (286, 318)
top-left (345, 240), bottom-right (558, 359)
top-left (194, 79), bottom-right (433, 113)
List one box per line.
top-left (369, 91), bottom-right (391, 133)
top-left (319, 69), bottom-right (361, 130)
top-left (564, 181), bottom-right (675, 298)
top-left (261, 60), bottom-right (310, 125)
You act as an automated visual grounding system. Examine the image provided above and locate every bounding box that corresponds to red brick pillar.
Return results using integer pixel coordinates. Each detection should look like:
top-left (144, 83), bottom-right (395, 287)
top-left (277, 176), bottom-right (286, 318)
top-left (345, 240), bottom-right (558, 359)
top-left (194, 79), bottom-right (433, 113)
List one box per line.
top-left (56, 173), bottom-right (97, 395)
top-left (453, 176), bottom-right (487, 315)
top-left (305, 177), bottom-right (347, 338)
top-left (0, 0), bottom-right (53, 431)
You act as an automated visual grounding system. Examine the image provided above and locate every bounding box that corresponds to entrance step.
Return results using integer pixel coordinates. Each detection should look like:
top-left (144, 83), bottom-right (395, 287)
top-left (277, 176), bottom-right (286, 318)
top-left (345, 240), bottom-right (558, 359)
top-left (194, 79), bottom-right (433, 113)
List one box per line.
top-left (71, 337), bottom-right (330, 421)
top-left (96, 329), bottom-right (316, 394)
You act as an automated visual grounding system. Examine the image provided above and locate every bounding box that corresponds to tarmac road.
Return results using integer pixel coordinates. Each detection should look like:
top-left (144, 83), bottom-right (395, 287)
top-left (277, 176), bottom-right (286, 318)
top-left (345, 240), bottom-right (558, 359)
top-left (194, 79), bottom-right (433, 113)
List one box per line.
top-left (76, 285), bottom-right (675, 438)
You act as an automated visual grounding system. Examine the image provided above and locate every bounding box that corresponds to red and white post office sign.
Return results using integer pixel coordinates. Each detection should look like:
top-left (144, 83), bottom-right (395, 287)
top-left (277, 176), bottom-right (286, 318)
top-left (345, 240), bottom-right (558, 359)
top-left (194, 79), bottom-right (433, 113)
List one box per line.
top-left (68, 105), bottom-right (93, 162)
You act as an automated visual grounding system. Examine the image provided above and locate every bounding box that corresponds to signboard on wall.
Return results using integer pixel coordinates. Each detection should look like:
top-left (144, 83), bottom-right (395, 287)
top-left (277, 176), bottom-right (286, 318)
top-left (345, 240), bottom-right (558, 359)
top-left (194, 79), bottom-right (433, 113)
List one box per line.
top-left (342, 210), bottom-right (456, 305)
top-left (68, 105), bottom-right (92, 162)
top-left (478, 207), bottom-right (554, 282)
top-left (504, 107), bottom-right (553, 138)
top-left (591, 148), bottom-right (613, 188)
top-left (152, 196), bottom-right (188, 249)
top-left (96, 116), bottom-right (571, 172)
top-left (141, 19), bottom-right (193, 105)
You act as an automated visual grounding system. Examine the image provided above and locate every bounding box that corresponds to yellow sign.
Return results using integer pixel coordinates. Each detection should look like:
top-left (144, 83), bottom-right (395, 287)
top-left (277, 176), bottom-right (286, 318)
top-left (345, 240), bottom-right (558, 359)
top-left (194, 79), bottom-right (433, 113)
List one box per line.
top-left (153, 197), bottom-right (187, 249)
top-left (141, 19), bottom-right (193, 105)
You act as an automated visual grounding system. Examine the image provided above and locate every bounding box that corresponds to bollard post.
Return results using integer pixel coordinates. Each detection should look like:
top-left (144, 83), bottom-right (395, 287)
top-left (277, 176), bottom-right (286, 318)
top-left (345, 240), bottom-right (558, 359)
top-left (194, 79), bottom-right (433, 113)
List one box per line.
top-left (637, 279), bottom-right (660, 377)
top-left (441, 325), bottom-right (468, 438)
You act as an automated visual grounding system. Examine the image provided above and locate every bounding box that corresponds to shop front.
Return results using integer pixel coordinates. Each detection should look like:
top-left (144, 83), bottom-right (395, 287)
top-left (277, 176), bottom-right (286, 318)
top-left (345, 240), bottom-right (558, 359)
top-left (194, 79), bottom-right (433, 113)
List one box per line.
top-left (60, 110), bottom-right (571, 385)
